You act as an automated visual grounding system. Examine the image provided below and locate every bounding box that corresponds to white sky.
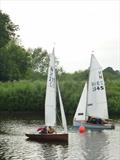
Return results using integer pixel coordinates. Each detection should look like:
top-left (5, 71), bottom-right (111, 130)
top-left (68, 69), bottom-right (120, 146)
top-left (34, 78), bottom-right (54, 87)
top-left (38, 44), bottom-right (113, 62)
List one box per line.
top-left (0, 0), bottom-right (120, 72)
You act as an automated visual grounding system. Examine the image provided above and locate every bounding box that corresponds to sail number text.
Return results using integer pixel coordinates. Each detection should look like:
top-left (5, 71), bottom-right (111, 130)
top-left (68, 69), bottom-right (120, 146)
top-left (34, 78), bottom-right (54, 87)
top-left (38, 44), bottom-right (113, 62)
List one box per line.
top-left (91, 81), bottom-right (104, 92)
top-left (49, 67), bottom-right (55, 88)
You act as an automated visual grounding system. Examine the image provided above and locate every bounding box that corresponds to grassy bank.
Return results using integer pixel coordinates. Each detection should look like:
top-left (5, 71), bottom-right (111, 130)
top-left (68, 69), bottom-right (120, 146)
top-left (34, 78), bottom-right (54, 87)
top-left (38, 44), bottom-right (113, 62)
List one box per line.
top-left (0, 80), bottom-right (120, 118)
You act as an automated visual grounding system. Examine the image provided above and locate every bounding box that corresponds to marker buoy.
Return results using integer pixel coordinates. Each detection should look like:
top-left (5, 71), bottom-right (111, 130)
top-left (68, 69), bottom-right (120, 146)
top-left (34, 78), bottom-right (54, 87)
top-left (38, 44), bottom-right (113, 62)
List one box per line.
top-left (79, 126), bottom-right (86, 133)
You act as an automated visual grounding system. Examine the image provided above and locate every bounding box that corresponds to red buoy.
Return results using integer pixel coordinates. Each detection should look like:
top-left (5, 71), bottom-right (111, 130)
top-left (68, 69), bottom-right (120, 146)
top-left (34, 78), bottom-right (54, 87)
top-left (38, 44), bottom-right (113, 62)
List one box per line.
top-left (79, 126), bottom-right (86, 133)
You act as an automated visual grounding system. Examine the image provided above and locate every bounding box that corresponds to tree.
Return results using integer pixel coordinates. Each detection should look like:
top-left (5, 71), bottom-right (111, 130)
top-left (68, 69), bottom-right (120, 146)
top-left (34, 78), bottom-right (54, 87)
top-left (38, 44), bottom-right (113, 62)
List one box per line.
top-left (31, 48), bottom-right (49, 74)
top-left (0, 10), bottom-right (19, 48)
top-left (30, 47), bottom-right (64, 75)
top-left (0, 41), bottom-right (31, 81)
top-left (103, 67), bottom-right (120, 80)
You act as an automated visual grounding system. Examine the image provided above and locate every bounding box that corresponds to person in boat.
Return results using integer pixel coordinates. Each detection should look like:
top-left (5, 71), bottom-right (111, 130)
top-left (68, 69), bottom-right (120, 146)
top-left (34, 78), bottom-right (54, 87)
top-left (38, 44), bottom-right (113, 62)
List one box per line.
top-left (37, 126), bottom-right (48, 134)
top-left (87, 116), bottom-right (92, 123)
top-left (87, 116), bottom-right (97, 124)
top-left (87, 116), bottom-right (108, 125)
top-left (48, 126), bottom-right (57, 134)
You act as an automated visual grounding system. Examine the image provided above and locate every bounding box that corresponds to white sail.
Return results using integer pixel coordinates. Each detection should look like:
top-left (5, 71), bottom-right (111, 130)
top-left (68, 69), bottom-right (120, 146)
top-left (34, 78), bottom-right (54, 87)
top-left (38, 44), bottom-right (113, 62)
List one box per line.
top-left (87, 54), bottom-right (108, 119)
top-left (73, 82), bottom-right (87, 121)
top-left (57, 82), bottom-right (68, 133)
top-left (45, 49), bottom-right (56, 126)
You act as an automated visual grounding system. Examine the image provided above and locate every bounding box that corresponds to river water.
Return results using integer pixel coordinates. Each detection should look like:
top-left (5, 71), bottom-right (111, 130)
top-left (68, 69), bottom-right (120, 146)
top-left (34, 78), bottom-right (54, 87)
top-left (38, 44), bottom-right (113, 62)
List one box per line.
top-left (0, 114), bottom-right (120, 160)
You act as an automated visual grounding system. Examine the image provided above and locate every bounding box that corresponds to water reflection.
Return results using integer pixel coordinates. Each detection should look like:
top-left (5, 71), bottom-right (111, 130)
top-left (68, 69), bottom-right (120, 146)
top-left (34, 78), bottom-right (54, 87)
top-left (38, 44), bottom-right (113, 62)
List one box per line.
top-left (0, 136), bottom-right (8, 160)
top-left (0, 116), bottom-right (120, 160)
top-left (81, 131), bottom-right (108, 160)
top-left (41, 143), bottom-right (68, 160)
top-left (0, 119), bottom-right (69, 160)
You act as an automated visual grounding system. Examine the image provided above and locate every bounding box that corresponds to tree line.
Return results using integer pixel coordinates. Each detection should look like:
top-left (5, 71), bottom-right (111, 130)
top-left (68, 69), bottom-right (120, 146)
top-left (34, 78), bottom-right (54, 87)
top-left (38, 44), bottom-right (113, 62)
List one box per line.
top-left (0, 10), bottom-right (120, 118)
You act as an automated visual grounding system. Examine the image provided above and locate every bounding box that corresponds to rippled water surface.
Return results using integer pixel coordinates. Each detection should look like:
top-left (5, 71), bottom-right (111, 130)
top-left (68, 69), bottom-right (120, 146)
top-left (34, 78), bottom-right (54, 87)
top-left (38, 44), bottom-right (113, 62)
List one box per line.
top-left (0, 115), bottom-right (120, 160)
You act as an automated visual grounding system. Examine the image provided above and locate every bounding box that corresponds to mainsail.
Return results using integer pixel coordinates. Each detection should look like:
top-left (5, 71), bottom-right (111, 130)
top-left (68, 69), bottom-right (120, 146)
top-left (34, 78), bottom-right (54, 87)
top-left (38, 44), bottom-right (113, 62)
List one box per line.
top-left (87, 54), bottom-right (109, 119)
top-left (45, 49), bottom-right (56, 126)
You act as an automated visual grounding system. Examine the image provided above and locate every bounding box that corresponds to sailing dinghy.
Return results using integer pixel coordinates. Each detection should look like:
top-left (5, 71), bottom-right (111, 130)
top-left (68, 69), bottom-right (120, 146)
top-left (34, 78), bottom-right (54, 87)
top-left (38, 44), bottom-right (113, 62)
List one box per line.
top-left (26, 49), bottom-right (68, 142)
top-left (73, 54), bottom-right (115, 130)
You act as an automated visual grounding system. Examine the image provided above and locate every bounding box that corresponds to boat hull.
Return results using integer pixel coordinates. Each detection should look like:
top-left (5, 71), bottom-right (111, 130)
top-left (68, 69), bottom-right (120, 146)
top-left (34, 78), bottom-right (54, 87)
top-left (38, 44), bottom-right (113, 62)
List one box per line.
top-left (73, 121), bottom-right (115, 130)
top-left (25, 133), bottom-right (68, 143)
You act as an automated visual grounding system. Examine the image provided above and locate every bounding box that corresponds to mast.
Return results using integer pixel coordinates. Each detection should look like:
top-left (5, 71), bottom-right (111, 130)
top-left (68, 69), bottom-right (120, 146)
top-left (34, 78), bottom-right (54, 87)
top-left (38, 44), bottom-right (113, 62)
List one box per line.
top-left (85, 54), bottom-right (92, 120)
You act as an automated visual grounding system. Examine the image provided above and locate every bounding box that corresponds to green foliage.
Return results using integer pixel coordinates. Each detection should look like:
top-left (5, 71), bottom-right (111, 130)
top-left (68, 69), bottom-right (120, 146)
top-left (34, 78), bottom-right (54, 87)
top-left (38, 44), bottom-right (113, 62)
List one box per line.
top-left (31, 48), bottom-right (49, 74)
top-left (0, 10), bottom-right (19, 48)
top-left (58, 80), bottom-right (85, 115)
top-left (103, 67), bottom-right (120, 80)
top-left (0, 41), bottom-right (31, 81)
top-left (58, 69), bottom-right (120, 117)
top-left (106, 80), bottom-right (120, 116)
top-left (60, 69), bottom-right (88, 82)
top-left (29, 47), bottom-right (64, 76)
top-left (0, 69), bottom-right (120, 118)
top-left (0, 80), bottom-right (46, 112)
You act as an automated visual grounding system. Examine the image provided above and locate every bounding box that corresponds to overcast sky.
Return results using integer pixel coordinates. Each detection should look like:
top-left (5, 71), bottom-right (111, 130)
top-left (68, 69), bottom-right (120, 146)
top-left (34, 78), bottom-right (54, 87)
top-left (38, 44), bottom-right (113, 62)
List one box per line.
top-left (1, 0), bottom-right (120, 72)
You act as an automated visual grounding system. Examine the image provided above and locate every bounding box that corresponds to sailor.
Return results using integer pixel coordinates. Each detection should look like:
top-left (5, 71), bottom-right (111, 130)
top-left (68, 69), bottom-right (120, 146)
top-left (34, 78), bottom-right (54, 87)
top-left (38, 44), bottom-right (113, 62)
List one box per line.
top-left (48, 126), bottom-right (57, 134)
top-left (37, 126), bottom-right (47, 134)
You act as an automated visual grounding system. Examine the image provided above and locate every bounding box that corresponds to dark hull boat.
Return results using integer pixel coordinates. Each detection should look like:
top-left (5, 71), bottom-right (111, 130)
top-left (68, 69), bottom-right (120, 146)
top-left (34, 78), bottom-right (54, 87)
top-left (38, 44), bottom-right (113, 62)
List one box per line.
top-left (25, 51), bottom-right (68, 144)
top-left (25, 133), bottom-right (68, 143)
